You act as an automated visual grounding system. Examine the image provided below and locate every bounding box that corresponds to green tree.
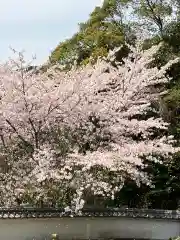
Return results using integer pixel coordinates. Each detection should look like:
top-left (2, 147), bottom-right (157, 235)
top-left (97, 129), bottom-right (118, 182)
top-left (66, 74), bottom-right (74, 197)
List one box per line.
top-left (133, 0), bottom-right (173, 37)
top-left (50, 2), bottom-right (133, 66)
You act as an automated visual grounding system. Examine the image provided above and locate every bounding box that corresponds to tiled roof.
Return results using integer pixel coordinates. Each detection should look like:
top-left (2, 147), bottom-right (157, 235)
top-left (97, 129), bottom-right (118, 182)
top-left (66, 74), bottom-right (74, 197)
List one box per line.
top-left (0, 207), bottom-right (179, 219)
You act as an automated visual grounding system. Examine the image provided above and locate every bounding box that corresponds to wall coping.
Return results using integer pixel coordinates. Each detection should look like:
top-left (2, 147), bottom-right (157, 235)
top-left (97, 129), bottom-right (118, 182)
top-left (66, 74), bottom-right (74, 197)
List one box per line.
top-left (0, 207), bottom-right (179, 219)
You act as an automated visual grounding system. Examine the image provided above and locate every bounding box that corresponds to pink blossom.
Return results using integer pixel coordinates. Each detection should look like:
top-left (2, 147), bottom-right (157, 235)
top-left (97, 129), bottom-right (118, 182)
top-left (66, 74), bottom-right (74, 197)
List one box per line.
top-left (0, 44), bottom-right (179, 209)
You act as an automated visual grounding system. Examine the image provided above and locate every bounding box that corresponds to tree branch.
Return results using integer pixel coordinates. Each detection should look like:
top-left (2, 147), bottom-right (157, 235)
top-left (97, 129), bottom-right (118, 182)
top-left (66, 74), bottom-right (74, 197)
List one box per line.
top-left (5, 119), bottom-right (30, 146)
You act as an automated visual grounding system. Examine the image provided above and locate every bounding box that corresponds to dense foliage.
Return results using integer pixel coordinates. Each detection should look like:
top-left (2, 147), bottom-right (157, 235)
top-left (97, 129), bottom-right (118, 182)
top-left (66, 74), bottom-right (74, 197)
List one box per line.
top-left (0, 43), bottom-right (179, 210)
top-left (1, 0), bottom-right (180, 210)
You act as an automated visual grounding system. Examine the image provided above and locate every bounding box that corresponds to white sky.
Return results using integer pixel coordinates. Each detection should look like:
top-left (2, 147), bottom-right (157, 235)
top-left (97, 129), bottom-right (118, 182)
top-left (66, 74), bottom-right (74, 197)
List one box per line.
top-left (0, 0), bottom-right (102, 65)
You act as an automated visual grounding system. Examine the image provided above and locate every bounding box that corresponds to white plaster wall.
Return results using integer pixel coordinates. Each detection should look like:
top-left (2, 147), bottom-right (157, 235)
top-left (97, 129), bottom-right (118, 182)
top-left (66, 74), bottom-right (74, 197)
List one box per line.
top-left (0, 217), bottom-right (179, 240)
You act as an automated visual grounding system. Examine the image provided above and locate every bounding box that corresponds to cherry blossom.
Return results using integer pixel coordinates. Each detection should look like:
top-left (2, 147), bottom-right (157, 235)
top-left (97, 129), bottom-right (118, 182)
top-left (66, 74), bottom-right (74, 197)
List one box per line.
top-left (0, 44), bottom-right (179, 210)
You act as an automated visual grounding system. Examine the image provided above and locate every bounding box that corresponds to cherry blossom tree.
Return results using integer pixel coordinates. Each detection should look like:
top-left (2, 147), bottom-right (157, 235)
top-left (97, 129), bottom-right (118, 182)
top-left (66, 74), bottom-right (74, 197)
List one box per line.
top-left (0, 44), bottom-right (179, 210)
top-left (0, 51), bottom-right (81, 149)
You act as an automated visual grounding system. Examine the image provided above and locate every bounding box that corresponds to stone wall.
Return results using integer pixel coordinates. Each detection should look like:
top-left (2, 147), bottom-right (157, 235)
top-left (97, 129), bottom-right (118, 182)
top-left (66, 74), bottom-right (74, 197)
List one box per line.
top-left (0, 208), bottom-right (179, 240)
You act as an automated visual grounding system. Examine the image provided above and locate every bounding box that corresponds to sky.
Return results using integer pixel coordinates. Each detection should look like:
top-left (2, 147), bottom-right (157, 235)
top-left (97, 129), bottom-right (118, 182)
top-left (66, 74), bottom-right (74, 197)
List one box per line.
top-left (0, 0), bottom-right (103, 65)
